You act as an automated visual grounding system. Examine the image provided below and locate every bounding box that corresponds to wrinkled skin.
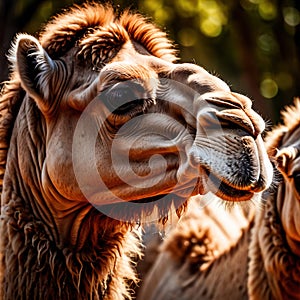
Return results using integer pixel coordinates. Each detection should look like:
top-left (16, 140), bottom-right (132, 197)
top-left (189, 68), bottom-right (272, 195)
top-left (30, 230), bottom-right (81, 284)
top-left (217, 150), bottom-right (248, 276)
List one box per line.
top-left (0, 4), bottom-right (273, 299)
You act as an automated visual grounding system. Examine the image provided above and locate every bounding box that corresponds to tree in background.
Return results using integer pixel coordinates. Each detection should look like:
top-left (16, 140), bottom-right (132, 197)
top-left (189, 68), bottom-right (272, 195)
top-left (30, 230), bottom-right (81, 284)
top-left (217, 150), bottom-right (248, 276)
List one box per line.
top-left (1, 0), bottom-right (299, 122)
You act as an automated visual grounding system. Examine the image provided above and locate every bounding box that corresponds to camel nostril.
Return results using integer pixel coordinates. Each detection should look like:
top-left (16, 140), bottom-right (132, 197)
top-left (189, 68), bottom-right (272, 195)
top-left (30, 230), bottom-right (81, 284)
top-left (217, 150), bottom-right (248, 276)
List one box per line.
top-left (198, 111), bottom-right (253, 139)
top-left (198, 108), bottom-right (258, 138)
top-left (216, 109), bottom-right (256, 137)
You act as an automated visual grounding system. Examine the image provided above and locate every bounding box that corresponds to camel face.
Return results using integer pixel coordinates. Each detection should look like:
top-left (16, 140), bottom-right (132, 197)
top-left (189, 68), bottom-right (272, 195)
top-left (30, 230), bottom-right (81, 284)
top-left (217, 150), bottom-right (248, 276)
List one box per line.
top-left (11, 5), bottom-right (272, 222)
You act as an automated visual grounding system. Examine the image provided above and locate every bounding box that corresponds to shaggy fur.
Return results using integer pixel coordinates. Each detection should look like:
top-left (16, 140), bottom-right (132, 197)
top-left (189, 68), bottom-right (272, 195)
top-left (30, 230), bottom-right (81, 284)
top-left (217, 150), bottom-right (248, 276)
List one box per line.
top-left (138, 197), bottom-right (254, 300)
top-left (139, 98), bottom-right (300, 300)
top-left (0, 3), bottom-right (176, 299)
top-left (1, 191), bottom-right (141, 299)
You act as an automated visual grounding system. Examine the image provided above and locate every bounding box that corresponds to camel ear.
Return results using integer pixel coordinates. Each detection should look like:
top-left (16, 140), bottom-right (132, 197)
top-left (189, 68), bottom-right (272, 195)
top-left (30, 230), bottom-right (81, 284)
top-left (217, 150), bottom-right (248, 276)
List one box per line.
top-left (14, 34), bottom-right (56, 111)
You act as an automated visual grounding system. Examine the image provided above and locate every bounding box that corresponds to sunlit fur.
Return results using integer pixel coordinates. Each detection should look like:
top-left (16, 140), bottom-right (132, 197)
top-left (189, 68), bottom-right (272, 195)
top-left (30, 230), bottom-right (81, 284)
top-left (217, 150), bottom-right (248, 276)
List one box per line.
top-left (40, 3), bottom-right (176, 63)
top-left (265, 98), bottom-right (300, 158)
top-left (248, 98), bottom-right (300, 299)
top-left (138, 196), bottom-right (254, 300)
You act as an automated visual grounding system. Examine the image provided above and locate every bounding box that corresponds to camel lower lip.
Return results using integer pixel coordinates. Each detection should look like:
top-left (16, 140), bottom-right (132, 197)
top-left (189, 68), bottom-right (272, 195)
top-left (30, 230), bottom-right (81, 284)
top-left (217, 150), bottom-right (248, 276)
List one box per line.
top-left (130, 194), bottom-right (170, 204)
top-left (205, 170), bottom-right (254, 202)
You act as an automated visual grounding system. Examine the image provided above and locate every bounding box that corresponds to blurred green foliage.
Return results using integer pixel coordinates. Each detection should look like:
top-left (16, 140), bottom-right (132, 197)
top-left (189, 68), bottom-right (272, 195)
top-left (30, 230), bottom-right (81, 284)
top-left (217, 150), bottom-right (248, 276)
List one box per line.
top-left (1, 0), bottom-right (299, 122)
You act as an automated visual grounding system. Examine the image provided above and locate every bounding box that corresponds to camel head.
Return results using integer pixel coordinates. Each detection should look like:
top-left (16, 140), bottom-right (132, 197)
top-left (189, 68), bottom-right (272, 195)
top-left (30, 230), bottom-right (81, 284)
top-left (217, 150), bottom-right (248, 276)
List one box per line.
top-left (266, 98), bottom-right (300, 256)
top-left (7, 3), bottom-right (273, 226)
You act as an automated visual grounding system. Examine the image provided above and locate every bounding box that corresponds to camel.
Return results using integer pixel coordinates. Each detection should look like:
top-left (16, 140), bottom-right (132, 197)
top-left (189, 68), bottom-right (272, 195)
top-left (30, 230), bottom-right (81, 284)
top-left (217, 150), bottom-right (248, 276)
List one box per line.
top-left (0, 2), bottom-right (273, 299)
top-left (139, 98), bottom-right (300, 300)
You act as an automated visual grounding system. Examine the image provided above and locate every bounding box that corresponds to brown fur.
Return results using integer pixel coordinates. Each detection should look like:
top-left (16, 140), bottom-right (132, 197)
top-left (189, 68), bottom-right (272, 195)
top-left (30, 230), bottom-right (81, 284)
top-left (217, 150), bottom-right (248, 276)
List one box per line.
top-left (138, 197), bottom-right (253, 300)
top-left (39, 3), bottom-right (176, 63)
top-left (1, 191), bottom-right (141, 299)
top-left (0, 74), bottom-right (24, 191)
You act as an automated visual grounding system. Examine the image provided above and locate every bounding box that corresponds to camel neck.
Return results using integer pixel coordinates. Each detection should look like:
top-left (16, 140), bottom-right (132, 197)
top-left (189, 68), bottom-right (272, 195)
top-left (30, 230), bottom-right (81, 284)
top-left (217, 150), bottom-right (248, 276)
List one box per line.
top-left (248, 191), bottom-right (300, 300)
top-left (0, 189), bottom-right (141, 299)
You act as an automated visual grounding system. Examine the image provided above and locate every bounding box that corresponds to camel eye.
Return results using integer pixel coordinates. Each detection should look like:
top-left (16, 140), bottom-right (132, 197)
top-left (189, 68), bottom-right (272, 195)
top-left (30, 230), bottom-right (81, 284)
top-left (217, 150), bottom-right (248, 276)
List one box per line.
top-left (293, 172), bottom-right (300, 194)
top-left (101, 82), bottom-right (146, 115)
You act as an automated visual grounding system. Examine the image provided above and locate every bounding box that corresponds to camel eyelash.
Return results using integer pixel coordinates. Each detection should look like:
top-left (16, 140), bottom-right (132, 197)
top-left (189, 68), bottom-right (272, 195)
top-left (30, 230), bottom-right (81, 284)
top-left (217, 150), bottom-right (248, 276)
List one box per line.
top-left (100, 81), bottom-right (154, 116)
